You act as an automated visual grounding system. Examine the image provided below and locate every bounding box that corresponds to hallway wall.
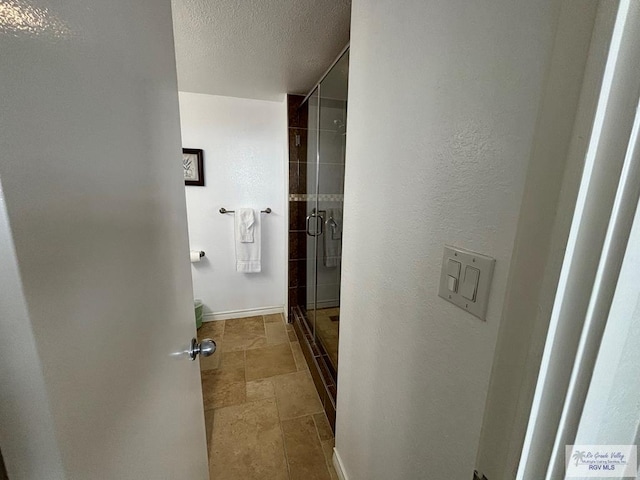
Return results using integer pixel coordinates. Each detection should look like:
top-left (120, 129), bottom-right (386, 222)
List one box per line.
top-left (335, 0), bottom-right (584, 478)
top-left (178, 92), bottom-right (288, 318)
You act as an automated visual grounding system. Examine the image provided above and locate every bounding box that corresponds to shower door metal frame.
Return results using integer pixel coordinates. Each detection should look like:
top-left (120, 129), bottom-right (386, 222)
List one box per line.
top-left (297, 82), bottom-right (340, 405)
top-left (291, 46), bottom-right (350, 424)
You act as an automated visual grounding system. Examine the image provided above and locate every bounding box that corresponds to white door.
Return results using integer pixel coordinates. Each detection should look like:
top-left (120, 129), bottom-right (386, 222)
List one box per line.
top-left (517, 1), bottom-right (640, 477)
top-left (0, 1), bottom-right (209, 479)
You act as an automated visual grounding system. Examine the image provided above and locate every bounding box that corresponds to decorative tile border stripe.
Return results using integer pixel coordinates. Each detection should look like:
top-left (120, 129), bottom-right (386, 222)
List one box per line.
top-left (289, 194), bottom-right (344, 202)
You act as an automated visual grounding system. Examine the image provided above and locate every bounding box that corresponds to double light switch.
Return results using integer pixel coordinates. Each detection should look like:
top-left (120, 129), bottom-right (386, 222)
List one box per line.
top-left (438, 246), bottom-right (495, 320)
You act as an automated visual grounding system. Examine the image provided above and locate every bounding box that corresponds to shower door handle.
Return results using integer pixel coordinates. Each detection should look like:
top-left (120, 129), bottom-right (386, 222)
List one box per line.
top-left (306, 214), bottom-right (313, 236)
top-left (306, 213), bottom-right (324, 237)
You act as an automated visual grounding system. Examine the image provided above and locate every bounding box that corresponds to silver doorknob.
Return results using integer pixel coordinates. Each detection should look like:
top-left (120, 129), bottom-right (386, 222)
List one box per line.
top-left (188, 337), bottom-right (216, 361)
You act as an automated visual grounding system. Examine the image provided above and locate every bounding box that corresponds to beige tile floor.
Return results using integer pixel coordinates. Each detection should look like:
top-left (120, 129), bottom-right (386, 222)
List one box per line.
top-left (198, 314), bottom-right (338, 480)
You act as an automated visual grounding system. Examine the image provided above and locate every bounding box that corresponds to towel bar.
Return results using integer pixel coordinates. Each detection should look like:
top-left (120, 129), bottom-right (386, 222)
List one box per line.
top-left (219, 207), bottom-right (272, 214)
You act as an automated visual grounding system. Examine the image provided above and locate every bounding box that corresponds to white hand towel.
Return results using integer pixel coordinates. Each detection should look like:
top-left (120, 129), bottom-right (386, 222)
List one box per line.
top-left (323, 208), bottom-right (342, 268)
top-left (237, 208), bottom-right (255, 243)
top-left (235, 208), bottom-right (261, 272)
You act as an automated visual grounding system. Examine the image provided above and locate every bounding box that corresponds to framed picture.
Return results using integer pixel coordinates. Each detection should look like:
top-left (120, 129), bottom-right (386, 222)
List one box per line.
top-left (183, 148), bottom-right (204, 186)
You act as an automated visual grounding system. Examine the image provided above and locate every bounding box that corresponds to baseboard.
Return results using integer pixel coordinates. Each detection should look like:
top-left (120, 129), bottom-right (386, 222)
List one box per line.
top-left (202, 305), bottom-right (284, 321)
top-left (333, 448), bottom-right (349, 480)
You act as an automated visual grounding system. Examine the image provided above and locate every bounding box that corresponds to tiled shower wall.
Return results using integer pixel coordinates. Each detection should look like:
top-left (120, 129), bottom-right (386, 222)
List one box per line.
top-left (287, 94), bottom-right (309, 314)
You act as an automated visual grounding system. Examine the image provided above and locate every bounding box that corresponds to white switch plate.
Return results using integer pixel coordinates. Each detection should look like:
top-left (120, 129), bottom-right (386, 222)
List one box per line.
top-left (438, 245), bottom-right (495, 320)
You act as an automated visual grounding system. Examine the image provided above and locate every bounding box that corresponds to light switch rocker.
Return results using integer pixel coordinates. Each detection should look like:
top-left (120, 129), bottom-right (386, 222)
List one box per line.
top-left (460, 266), bottom-right (480, 301)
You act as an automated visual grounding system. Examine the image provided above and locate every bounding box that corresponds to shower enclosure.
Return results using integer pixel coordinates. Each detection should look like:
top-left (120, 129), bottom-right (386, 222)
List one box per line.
top-left (287, 48), bottom-right (348, 429)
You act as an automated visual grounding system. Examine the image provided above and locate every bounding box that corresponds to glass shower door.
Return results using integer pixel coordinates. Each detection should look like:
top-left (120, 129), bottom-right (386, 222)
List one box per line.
top-left (295, 48), bottom-right (348, 411)
top-left (313, 50), bottom-right (348, 377)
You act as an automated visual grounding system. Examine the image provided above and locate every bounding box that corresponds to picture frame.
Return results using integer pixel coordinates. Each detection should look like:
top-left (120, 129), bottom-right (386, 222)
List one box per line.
top-left (182, 148), bottom-right (204, 186)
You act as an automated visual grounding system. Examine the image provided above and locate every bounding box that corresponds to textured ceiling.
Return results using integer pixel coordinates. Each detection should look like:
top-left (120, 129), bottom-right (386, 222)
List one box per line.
top-left (171, 0), bottom-right (351, 101)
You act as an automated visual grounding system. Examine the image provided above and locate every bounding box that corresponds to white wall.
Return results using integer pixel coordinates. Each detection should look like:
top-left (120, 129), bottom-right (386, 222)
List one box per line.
top-left (178, 92), bottom-right (288, 317)
top-left (335, 0), bottom-right (572, 478)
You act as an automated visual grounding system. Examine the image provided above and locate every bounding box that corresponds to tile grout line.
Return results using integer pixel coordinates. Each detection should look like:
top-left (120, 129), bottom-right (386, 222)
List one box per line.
top-left (271, 313), bottom-right (296, 479)
top-left (276, 405), bottom-right (292, 479)
top-left (264, 314), bottom-right (292, 479)
top-left (288, 337), bottom-right (298, 371)
top-left (243, 347), bottom-right (247, 404)
top-left (208, 389), bottom-right (280, 414)
top-left (262, 315), bottom-right (295, 479)
top-left (206, 319), bottom-right (225, 469)
top-left (272, 357), bottom-right (292, 479)
top-left (280, 409), bottom-right (326, 423)
top-left (220, 319), bottom-right (226, 371)
top-left (312, 415), bottom-right (334, 478)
